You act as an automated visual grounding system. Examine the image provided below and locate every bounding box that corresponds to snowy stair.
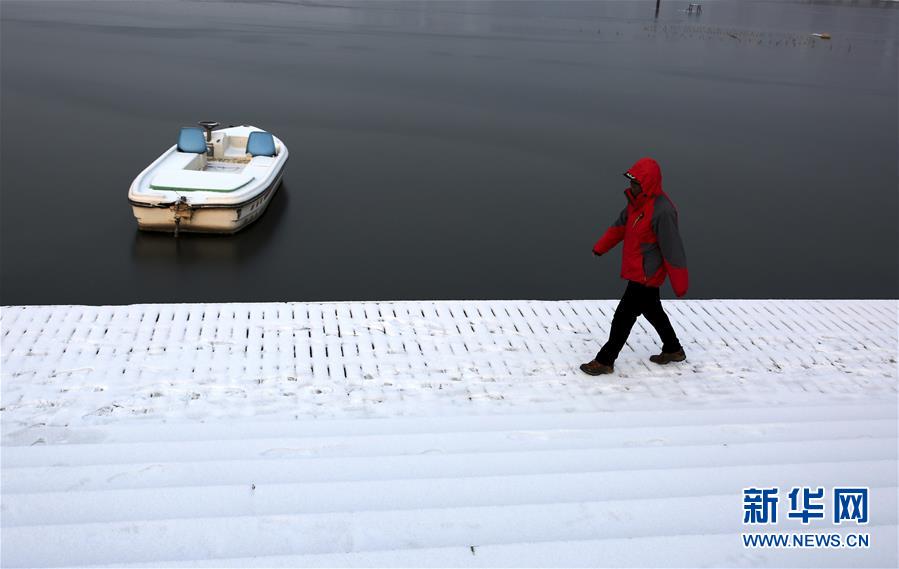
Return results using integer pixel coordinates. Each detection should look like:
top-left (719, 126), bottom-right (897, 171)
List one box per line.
top-left (2, 300), bottom-right (896, 566)
top-left (2, 404), bottom-right (896, 567)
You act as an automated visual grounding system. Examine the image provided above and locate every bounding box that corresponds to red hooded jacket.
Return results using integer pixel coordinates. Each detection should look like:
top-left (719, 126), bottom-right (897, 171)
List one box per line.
top-left (592, 158), bottom-right (689, 297)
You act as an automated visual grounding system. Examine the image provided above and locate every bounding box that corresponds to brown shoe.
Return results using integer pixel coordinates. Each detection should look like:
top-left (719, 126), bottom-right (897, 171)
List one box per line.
top-left (580, 360), bottom-right (614, 376)
top-left (649, 349), bottom-right (686, 365)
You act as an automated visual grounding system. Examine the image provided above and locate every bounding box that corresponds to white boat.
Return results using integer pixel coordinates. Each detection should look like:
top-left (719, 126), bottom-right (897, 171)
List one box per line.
top-left (128, 122), bottom-right (288, 235)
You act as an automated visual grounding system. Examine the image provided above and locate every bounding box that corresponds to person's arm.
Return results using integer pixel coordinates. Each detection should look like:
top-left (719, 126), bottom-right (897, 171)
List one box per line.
top-left (592, 207), bottom-right (627, 256)
top-left (653, 205), bottom-right (689, 297)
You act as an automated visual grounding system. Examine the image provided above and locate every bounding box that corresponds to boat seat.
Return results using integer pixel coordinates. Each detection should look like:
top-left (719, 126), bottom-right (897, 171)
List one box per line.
top-left (177, 127), bottom-right (207, 154)
top-left (150, 170), bottom-right (255, 192)
top-left (246, 131), bottom-right (276, 157)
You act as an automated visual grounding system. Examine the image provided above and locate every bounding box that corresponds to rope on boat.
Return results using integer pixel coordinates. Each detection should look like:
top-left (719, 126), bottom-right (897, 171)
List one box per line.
top-left (172, 196), bottom-right (191, 238)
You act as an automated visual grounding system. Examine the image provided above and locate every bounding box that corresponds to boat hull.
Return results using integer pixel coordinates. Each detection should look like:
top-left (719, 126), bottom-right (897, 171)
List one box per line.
top-left (130, 170), bottom-right (284, 235)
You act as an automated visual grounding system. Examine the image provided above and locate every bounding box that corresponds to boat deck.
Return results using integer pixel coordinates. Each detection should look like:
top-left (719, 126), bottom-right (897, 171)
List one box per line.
top-left (128, 125), bottom-right (287, 208)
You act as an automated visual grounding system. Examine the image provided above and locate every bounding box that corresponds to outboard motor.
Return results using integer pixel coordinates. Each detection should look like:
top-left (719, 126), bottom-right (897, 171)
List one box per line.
top-left (198, 121), bottom-right (219, 156)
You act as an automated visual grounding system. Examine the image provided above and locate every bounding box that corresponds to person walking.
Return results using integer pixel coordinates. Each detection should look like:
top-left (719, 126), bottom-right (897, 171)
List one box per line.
top-left (581, 157), bottom-right (689, 376)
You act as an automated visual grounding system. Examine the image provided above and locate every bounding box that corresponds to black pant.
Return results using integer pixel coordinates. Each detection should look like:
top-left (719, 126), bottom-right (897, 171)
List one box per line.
top-left (596, 281), bottom-right (682, 365)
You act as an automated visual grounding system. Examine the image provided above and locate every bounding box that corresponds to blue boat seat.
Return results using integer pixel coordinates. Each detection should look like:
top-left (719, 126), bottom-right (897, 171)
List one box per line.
top-left (177, 127), bottom-right (207, 154)
top-left (246, 131), bottom-right (276, 157)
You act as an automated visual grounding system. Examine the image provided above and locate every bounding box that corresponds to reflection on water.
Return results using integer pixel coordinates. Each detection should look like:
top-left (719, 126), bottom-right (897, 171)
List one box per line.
top-left (131, 187), bottom-right (288, 266)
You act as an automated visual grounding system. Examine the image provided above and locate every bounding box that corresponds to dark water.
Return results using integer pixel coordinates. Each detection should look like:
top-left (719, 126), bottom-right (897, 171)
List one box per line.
top-left (1, 0), bottom-right (896, 305)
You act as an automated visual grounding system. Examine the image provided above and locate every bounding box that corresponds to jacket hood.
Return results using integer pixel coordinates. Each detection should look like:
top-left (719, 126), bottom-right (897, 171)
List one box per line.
top-left (625, 157), bottom-right (663, 198)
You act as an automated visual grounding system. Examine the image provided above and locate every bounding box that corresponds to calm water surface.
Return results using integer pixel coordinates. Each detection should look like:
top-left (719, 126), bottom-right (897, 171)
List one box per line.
top-left (1, 0), bottom-right (897, 304)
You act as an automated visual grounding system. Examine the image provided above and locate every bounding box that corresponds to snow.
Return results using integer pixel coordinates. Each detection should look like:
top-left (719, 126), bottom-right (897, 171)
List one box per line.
top-left (1, 300), bottom-right (897, 567)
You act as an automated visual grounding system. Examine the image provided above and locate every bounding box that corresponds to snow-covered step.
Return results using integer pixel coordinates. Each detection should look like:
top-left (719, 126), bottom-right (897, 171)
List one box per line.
top-left (2, 405), bottom-right (895, 566)
top-left (93, 525), bottom-right (899, 569)
top-left (3, 460), bottom-right (894, 527)
top-left (4, 437), bottom-right (894, 494)
top-left (4, 403), bottom-right (896, 447)
top-left (5, 489), bottom-right (896, 568)
top-left (4, 417), bottom-right (893, 469)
